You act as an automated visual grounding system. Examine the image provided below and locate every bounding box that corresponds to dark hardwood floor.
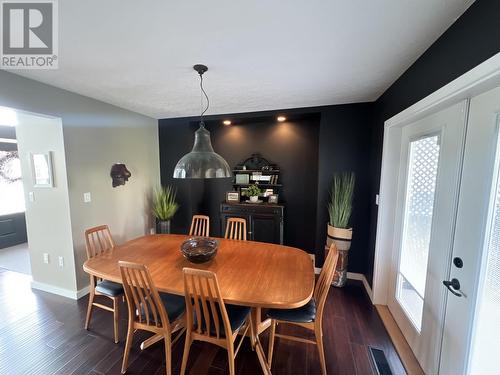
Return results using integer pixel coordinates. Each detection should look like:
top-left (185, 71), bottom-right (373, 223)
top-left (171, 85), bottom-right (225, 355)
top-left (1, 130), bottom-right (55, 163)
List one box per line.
top-left (0, 268), bottom-right (405, 375)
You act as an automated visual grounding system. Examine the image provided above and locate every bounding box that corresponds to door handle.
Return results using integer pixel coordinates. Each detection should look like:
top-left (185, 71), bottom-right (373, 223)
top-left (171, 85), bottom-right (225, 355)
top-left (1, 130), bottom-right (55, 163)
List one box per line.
top-left (443, 278), bottom-right (465, 297)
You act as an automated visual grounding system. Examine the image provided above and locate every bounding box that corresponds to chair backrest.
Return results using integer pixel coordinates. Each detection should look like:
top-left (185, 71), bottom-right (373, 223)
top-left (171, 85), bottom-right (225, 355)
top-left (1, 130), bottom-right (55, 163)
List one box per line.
top-left (224, 217), bottom-right (247, 241)
top-left (119, 261), bottom-right (172, 330)
top-left (314, 243), bottom-right (339, 321)
top-left (189, 215), bottom-right (210, 237)
top-left (85, 225), bottom-right (115, 259)
top-left (183, 268), bottom-right (233, 340)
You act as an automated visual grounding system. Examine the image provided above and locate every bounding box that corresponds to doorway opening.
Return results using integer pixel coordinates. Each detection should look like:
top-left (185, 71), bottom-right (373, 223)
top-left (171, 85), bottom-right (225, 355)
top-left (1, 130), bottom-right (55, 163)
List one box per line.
top-left (0, 108), bottom-right (30, 275)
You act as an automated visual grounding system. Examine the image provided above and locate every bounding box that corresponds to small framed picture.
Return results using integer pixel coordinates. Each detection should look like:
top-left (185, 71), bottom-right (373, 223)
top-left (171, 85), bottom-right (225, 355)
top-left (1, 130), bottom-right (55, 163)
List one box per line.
top-left (268, 194), bottom-right (279, 204)
top-left (31, 152), bottom-right (54, 187)
top-left (226, 191), bottom-right (240, 203)
top-left (235, 174), bottom-right (249, 184)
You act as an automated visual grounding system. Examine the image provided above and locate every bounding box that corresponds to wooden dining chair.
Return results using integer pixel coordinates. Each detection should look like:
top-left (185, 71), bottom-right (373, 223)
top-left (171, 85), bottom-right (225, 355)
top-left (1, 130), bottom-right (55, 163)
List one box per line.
top-left (119, 261), bottom-right (186, 375)
top-left (224, 217), bottom-right (247, 240)
top-left (84, 225), bottom-right (124, 343)
top-left (266, 243), bottom-right (339, 375)
top-left (180, 268), bottom-right (252, 375)
top-left (189, 215), bottom-right (210, 237)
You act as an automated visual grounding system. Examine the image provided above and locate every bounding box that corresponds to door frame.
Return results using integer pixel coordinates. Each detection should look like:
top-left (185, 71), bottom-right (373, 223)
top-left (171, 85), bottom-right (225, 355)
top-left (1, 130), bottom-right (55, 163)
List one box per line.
top-left (373, 52), bottom-right (500, 306)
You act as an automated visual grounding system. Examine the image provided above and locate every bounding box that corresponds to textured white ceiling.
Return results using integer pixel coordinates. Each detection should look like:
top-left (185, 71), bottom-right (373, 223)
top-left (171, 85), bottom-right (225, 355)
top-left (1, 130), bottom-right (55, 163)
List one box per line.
top-left (11, 0), bottom-right (473, 119)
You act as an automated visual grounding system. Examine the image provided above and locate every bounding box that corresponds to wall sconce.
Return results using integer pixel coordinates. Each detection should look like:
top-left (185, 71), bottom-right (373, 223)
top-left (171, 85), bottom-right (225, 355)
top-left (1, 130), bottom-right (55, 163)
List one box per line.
top-left (110, 163), bottom-right (131, 187)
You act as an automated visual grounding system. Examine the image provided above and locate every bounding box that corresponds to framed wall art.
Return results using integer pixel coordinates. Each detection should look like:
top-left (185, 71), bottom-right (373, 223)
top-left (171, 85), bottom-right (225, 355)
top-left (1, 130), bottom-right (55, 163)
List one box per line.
top-left (31, 152), bottom-right (54, 187)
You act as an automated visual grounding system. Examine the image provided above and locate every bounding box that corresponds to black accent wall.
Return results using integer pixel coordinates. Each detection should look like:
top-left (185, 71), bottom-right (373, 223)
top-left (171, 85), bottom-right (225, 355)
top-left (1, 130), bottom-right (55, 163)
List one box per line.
top-left (159, 0), bottom-right (500, 281)
top-left (159, 104), bottom-right (373, 273)
top-left (366, 0), bottom-right (500, 284)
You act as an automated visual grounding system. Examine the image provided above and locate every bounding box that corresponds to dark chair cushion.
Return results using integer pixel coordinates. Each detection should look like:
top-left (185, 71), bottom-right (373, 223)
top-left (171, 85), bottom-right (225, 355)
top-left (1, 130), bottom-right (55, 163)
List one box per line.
top-left (159, 293), bottom-right (186, 322)
top-left (266, 299), bottom-right (316, 323)
top-left (226, 304), bottom-right (251, 332)
top-left (193, 302), bottom-right (251, 337)
top-left (95, 280), bottom-right (124, 297)
top-left (140, 293), bottom-right (186, 324)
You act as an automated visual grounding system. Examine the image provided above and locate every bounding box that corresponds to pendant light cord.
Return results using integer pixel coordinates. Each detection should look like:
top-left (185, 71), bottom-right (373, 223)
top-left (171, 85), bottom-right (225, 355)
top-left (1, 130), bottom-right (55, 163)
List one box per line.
top-left (199, 73), bottom-right (210, 124)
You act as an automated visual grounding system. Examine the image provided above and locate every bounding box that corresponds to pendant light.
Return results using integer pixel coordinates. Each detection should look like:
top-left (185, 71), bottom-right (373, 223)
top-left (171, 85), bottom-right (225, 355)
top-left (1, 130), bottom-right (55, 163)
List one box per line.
top-left (173, 65), bottom-right (232, 179)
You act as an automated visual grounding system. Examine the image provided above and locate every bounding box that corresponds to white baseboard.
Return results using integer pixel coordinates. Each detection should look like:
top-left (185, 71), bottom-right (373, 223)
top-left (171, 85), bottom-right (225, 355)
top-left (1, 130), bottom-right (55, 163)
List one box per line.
top-left (76, 285), bottom-right (90, 299)
top-left (347, 272), bottom-right (373, 302)
top-left (314, 267), bottom-right (374, 303)
top-left (31, 281), bottom-right (90, 300)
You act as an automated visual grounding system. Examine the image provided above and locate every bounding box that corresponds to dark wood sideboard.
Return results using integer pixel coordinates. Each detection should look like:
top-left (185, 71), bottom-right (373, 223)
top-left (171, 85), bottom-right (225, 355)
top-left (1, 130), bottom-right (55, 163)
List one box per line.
top-left (220, 202), bottom-right (284, 244)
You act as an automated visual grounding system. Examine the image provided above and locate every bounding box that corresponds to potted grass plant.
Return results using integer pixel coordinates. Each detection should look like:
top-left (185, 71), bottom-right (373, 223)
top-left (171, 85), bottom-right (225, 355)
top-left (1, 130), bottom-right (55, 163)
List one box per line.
top-left (327, 172), bottom-right (355, 287)
top-left (152, 185), bottom-right (179, 234)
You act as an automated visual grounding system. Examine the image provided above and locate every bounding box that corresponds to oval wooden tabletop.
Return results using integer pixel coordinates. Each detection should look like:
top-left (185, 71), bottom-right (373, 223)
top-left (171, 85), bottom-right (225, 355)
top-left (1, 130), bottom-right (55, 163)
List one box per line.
top-left (83, 234), bottom-right (314, 309)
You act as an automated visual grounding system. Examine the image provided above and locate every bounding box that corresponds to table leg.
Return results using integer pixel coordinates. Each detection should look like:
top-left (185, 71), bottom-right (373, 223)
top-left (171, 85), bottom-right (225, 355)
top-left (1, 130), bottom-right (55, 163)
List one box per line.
top-left (251, 308), bottom-right (272, 375)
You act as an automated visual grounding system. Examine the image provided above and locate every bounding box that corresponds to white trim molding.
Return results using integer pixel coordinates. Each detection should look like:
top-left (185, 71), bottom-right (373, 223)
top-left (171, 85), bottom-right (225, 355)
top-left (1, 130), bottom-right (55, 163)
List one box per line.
top-left (373, 52), bottom-right (500, 305)
top-left (315, 267), bottom-right (373, 302)
top-left (348, 272), bottom-right (373, 302)
top-left (76, 285), bottom-right (90, 299)
top-left (31, 281), bottom-right (90, 300)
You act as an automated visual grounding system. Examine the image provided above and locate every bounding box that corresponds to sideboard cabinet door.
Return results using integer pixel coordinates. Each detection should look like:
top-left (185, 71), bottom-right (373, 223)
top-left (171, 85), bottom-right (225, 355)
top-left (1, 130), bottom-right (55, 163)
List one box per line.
top-left (220, 203), bottom-right (284, 244)
top-left (251, 213), bottom-right (283, 244)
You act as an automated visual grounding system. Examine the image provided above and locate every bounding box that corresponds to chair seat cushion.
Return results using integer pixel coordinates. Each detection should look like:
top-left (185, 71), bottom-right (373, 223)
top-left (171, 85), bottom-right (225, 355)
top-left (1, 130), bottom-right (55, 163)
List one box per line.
top-left (159, 293), bottom-right (186, 322)
top-left (226, 304), bottom-right (251, 332)
top-left (95, 280), bottom-right (124, 297)
top-left (139, 292), bottom-right (186, 324)
top-left (266, 299), bottom-right (316, 323)
top-left (194, 303), bottom-right (251, 337)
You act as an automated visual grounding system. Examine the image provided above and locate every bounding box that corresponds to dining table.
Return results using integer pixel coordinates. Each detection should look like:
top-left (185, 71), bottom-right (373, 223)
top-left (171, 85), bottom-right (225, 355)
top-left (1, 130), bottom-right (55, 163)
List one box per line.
top-left (83, 234), bottom-right (315, 375)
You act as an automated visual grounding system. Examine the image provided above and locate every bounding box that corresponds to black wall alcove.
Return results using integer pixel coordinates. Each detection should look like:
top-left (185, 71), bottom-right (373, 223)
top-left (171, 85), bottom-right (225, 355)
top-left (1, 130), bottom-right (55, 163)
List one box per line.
top-left (205, 115), bottom-right (320, 252)
top-left (159, 104), bottom-right (373, 273)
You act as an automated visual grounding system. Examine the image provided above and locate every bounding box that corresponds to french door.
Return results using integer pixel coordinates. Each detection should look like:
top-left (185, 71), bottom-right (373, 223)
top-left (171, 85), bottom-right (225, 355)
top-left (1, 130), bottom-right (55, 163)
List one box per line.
top-left (387, 101), bottom-right (468, 374)
top-left (386, 84), bottom-right (500, 374)
top-left (440, 84), bottom-right (500, 374)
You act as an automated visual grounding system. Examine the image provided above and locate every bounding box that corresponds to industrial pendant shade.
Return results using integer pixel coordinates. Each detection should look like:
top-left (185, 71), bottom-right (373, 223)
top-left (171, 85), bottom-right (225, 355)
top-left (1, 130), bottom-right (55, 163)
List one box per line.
top-left (173, 65), bottom-right (231, 179)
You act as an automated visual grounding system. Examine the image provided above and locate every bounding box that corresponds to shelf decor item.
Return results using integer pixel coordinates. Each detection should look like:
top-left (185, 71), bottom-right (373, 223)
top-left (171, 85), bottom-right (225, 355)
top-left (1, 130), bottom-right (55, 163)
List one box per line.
top-left (232, 153), bottom-right (282, 205)
top-left (244, 184), bottom-right (262, 203)
top-left (235, 174), bottom-right (249, 184)
top-left (173, 64), bottom-right (231, 179)
top-left (226, 191), bottom-right (240, 203)
top-left (327, 172), bottom-right (355, 287)
top-left (152, 185), bottom-right (179, 234)
top-left (181, 237), bottom-right (218, 263)
top-left (268, 194), bottom-right (279, 204)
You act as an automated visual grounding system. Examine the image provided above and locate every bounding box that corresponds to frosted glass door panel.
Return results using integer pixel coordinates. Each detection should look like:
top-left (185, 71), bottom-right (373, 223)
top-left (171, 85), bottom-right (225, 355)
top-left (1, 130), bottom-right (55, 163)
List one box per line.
top-left (397, 135), bottom-right (440, 331)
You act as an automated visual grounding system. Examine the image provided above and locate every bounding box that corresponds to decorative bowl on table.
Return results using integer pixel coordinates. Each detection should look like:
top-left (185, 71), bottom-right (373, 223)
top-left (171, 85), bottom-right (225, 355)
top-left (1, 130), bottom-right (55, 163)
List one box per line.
top-left (181, 237), bottom-right (218, 263)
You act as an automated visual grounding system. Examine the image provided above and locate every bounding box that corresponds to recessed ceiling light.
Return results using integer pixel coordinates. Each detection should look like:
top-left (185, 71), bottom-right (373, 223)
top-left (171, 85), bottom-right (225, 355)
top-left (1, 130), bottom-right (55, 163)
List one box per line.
top-left (223, 120), bottom-right (231, 126)
top-left (277, 116), bottom-right (286, 122)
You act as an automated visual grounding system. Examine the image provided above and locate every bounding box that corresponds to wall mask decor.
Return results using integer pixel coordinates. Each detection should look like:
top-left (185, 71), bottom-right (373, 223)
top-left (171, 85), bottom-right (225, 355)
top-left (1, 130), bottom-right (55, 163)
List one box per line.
top-left (110, 163), bottom-right (131, 187)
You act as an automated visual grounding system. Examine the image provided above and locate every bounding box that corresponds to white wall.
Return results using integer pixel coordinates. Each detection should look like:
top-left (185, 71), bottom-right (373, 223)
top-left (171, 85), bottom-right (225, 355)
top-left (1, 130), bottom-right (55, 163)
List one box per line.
top-left (0, 70), bottom-right (159, 297)
top-left (15, 113), bottom-right (77, 291)
top-left (65, 126), bottom-right (159, 290)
